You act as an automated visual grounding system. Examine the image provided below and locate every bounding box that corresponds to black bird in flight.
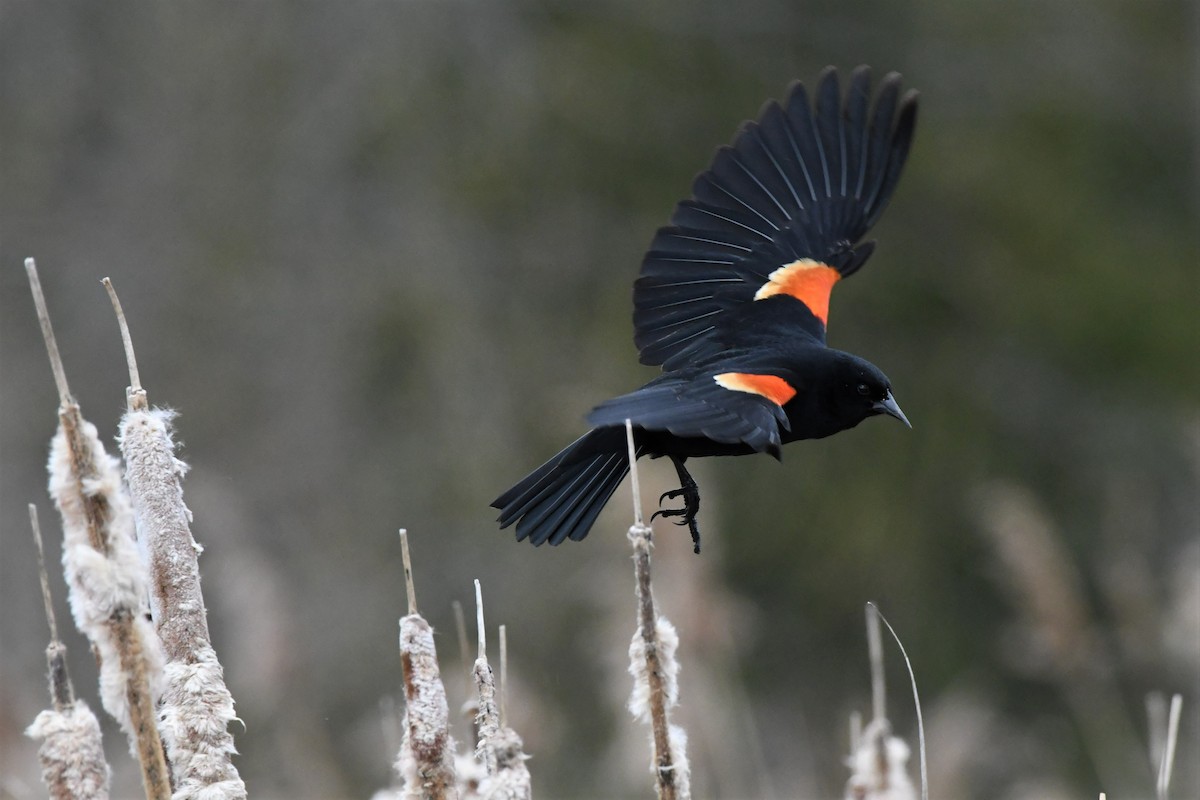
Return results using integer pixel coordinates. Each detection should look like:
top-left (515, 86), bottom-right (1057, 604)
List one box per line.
top-left (493, 66), bottom-right (918, 553)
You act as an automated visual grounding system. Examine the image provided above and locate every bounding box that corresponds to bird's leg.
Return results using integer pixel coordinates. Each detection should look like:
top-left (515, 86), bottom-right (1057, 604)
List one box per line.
top-left (651, 455), bottom-right (701, 554)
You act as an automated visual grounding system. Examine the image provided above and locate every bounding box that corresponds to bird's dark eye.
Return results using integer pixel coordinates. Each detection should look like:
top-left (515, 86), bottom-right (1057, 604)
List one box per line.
top-left (856, 383), bottom-right (871, 396)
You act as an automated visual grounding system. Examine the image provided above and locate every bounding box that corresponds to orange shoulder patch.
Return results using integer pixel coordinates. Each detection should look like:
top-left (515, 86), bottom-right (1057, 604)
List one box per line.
top-left (713, 372), bottom-right (797, 407)
top-left (753, 259), bottom-right (841, 325)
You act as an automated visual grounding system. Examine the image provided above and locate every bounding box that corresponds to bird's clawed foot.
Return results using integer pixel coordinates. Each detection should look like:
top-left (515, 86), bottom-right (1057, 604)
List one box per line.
top-left (650, 456), bottom-right (701, 553)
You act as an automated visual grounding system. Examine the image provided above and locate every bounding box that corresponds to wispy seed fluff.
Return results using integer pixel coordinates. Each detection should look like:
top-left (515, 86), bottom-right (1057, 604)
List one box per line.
top-left (26, 699), bottom-right (112, 800)
top-left (628, 617), bottom-right (680, 718)
top-left (48, 417), bottom-right (164, 751)
top-left (844, 719), bottom-right (916, 800)
top-left (157, 653), bottom-right (247, 800)
top-left (475, 726), bottom-right (532, 800)
top-left (628, 617), bottom-right (691, 799)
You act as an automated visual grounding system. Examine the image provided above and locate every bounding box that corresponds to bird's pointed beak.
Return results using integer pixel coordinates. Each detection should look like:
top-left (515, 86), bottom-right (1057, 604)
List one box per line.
top-left (873, 391), bottom-right (912, 429)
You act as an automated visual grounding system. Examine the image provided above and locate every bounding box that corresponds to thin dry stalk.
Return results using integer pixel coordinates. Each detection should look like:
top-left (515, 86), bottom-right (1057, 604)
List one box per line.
top-left (873, 605), bottom-right (927, 800)
top-left (1155, 693), bottom-right (1182, 800)
top-left (31, 504), bottom-right (75, 711)
top-left (101, 277), bottom-right (145, 410)
top-left (867, 604), bottom-right (886, 725)
top-left (401, 528), bottom-right (418, 614)
top-left (498, 624), bottom-right (508, 727)
top-left (625, 419), bottom-right (690, 800)
top-left (470, 581), bottom-right (532, 799)
top-left (26, 503), bottom-right (113, 800)
top-left (107, 277), bottom-right (246, 799)
top-left (28, 258), bottom-right (171, 800)
top-left (396, 532), bottom-right (458, 800)
top-left (472, 580), bottom-right (500, 773)
top-left (844, 605), bottom-right (922, 800)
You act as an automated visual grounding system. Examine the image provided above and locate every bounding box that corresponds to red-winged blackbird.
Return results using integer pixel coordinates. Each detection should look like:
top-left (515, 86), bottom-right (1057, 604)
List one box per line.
top-left (493, 66), bottom-right (918, 552)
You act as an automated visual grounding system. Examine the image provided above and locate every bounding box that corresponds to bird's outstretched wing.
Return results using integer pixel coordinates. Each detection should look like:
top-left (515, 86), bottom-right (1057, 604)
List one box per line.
top-left (633, 66), bottom-right (918, 369)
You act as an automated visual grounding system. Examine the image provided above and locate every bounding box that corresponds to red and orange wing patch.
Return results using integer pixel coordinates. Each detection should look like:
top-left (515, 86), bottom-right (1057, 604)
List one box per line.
top-left (713, 372), bottom-right (797, 407)
top-left (753, 258), bottom-right (841, 325)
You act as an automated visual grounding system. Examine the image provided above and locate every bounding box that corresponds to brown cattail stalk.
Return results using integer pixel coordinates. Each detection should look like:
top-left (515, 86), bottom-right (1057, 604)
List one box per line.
top-left (470, 580), bottom-right (532, 800)
top-left (104, 278), bottom-right (247, 799)
top-left (28, 258), bottom-right (171, 800)
top-left (396, 530), bottom-right (459, 800)
top-left (624, 420), bottom-right (690, 800)
top-left (25, 503), bottom-right (113, 800)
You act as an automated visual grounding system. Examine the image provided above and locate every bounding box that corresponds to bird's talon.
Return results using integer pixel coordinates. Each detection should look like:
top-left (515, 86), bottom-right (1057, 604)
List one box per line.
top-left (658, 488), bottom-right (685, 504)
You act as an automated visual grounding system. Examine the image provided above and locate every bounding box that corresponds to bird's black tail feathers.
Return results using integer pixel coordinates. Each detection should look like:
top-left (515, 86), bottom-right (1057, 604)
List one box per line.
top-left (493, 427), bottom-right (643, 546)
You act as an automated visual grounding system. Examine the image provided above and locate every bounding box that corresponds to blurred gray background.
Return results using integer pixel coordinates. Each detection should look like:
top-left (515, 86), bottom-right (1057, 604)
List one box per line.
top-left (1, 1), bottom-right (1196, 798)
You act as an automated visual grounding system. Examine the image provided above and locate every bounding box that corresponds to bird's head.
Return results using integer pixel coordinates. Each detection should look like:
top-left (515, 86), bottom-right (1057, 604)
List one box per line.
top-left (830, 353), bottom-right (911, 429)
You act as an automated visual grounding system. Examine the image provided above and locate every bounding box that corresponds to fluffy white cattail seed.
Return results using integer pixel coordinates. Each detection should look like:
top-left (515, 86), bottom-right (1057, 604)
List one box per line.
top-left (26, 700), bottom-right (112, 800)
top-left (399, 615), bottom-right (459, 800)
top-left (119, 404), bottom-right (247, 800)
top-left (48, 417), bottom-right (166, 759)
top-left (844, 719), bottom-right (916, 800)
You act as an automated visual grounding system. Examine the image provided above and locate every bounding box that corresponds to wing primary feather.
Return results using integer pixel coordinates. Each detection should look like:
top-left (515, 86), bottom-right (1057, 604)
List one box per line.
top-left (645, 256), bottom-right (737, 266)
top-left (641, 294), bottom-right (724, 310)
top-left (694, 173), bottom-right (781, 232)
top-left (680, 203), bottom-right (776, 242)
top-left (861, 73), bottom-right (902, 213)
top-left (864, 88), bottom-right (918, 228)
top-left (782, 82), bottom-right (821, 203)
top-left (636, 277), bottom-right (742, 289)
top-left (746, 122), bottom-right (806, 211)
top-left (845, 66), bottom-right (872, 200)
top-left (636, 308), bottom-right (723, 334)
top-left (729, 150), bottom-right (791, 220)
top-left (814, 66), bottom-right (841, 199)
top-left (662, 232), bottom-right (754, 253)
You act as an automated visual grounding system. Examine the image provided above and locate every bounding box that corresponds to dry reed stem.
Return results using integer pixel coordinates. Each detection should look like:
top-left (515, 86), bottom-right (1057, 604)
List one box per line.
top-left (105, 276), bottom-right (246, 799)
top-left (472, 580), bottom-right (500, 774)
top-left (498, 624), bottom-right (508, 726)
top-left (27, 503), bottom-right (113, 800)
top-left (867, 604), bottom-right (886, 725)
top-left (876, 605), bottom-right (927, 800)
top-left (101, 278), bottom-right (146, 411)
top-left (31, 504), bottom-right (75, 711)
top-left (29, 258), bottom-right (171, 800)
top-left (397, 532), bottom-right (458, 800)
top-left (1155, 693), bottom-right (1182, 800)
top-left (625, 419), bottom-right (690, 800)
top-left (845, 605), bottom-right (926, 800)
top-left (401, 529), bottom-right (418, 614)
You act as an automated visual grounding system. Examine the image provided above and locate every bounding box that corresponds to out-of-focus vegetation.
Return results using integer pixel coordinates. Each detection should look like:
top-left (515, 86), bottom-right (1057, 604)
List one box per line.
top-left (1, 1), bottom-right (1194, 798)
